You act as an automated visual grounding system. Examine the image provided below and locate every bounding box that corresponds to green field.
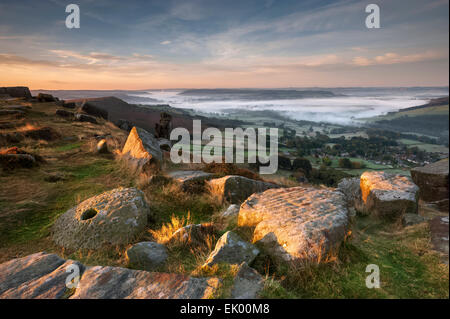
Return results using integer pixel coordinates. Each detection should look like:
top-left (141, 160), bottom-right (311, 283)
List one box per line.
top-left (398, 139), bottom-right (449, 154)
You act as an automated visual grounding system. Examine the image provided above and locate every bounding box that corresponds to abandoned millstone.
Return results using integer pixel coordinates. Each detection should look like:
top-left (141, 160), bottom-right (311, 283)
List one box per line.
top-left (203, 231), bottom-right (259, 267)
top-left (238, 186), bottom-right (349, 262)
top-left (71, 266), bottom-right (220, 299)
top-left (121, 127), bottom-right (163, 175)
top-left (168, 170), bottom-right (214, 192)
top-left (411, 159), bottom-right (449, 211)
top-left (126, 242), bottom-right (168, 270)
top-left (96, 139), bottom-right (108, 154)
top-left (207, 175), bottom-right (279, 204)
top-left (231, 262), bottom-right (264, 299)
top-left (360, 171), bottom-right (419, 219)
top-left (52, 188), bottom-right (150, 249)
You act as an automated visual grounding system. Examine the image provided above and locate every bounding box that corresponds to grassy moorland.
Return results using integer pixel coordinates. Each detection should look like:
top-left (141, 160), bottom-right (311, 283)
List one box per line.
top-left (0, 99), bottom-right (448, 298)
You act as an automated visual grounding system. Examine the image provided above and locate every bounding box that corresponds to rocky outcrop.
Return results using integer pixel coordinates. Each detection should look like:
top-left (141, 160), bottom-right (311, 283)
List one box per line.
top-left (115, 119), bottom-right (133, 132)
top-left (402, 213), bottom-right (425, 227)
top-left (203, 231), bottom-right (259, 267)
top-left (411, 159), bottom-right (449, 211)
top-left (360, 172), bottom-right (419, 219)
top-left (168, 170), bottom-right (214, 192)
top-left (338, 177), bottom-right (364, 210)
top-left (52, 188), bottom-right (150, 249)
top-left (125, 242), bottom-right (168, 270)
top-left (207, 175), bottom-right (279, 204)
top-left (231, 262), bottom-right (264, 299)
top-left (71, 266), bottom-right (220, 299)
top-left (238, 186), bottom-right (349, 262)
top-left (0, 252), bottom-right (220, 299)
top-left (0, 86), bottom-right (32, 99)
top-left (37, 93), bottom-right (56, 102)
top-left (121, 127), bottom-right (163, 175)
top-left (0, 252), bottom-right (84, 299)
top-left (0, 147), bottom-right (43, 170)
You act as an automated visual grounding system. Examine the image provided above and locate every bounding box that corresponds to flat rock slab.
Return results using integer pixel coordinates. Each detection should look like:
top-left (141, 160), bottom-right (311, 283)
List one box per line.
top-left (429, 215), bottom-right (449, 264)
top-left (238, 186), bottom-right (349, 262)
top-left (53, 187), bottom-right (150, 249)
top-left (0, 252), bottom-right (83, 299)
top-left (70, 266), bottom-right (220, 299)
top-left (360, 171), bottom-right (419, 219)
top-left (411, 159), bottom-right (449, 211)
top-left (168, 170), bottom-right (214, 191)
top-left (208, 175), bottom-right (279, 204)
top-left (0, 252), bottom-right (220, 299)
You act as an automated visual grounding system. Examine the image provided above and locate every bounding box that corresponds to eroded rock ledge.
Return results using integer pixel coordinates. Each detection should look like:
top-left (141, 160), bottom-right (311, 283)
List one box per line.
top-left (0, 252), bottom-right (220, 299)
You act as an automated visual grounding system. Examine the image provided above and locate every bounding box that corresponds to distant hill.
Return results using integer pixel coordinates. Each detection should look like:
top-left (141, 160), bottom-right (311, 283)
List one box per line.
top-left (179, 89), bottom-right (338, 100)
top-left (366, 96), bottom-right (449, 142)
top-left (63, 96), bottom-right (246, 134)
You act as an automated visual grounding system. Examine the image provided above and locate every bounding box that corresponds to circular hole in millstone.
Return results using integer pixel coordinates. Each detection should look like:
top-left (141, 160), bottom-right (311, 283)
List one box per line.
top-left (81, 208), bottom-right (98, 220)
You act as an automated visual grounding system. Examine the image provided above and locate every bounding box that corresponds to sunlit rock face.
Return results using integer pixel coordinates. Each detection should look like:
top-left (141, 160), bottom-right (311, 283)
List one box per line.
top-left (411, 159), bottom-right (449, 211)
top-left (0, 252), bottom-right (220, 299)
top-left (207, 175), bottom-right (279, 204)
top-left (238, 186), bottom-right (349, 262)
top-left (71, 266), bottom-right (220, 299)
top-left (121, 127), bottom-right (163, 175)
top-left (52, 188), bottom-right (150, 250)
top-left (360, 171), bottom-right (419, 219)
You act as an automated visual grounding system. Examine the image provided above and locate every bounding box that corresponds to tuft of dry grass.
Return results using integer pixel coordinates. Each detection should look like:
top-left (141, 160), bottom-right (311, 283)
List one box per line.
top-left (149, 212), bottom-right (193, 244)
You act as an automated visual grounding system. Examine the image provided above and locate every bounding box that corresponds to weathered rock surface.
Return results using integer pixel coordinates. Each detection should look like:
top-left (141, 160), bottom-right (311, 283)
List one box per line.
top-left (52, 188), bottom-right (150, 249)
top-left (429, 215), bottom-right (449, 264)
top-left (71, 266), bottom-right (220, 299)
top-left (238, 186), bottom-right (349, 262)
top-left (338, 177), bottom-right (363, 210)
top-left (115, 119), bottom-right (133, 132)
top-left (0, 86), bottom-right (32, 99)
top-left (169, 170), bottom-right (214, 192)
top-left (80, 101), bottom-right (109, 120)
top-left (121, 127), bottom-right (163, 175)
top-left (207, 175), bottom-right (279, 204)
top-left (231, 262), bottom-right (264, 299)
top-left (411, 159), bottom-right (449, 211)
top-left (126, 242), bottom-right (168, 270)
top-left (220, 204), bottom-right (240, 219)
top-left (0, 252), bottom-right (220, 299)
top-left (168, 223), bottom-right (216, 246)
top-left (360, 171), bottom-right (419, 219)
top-left (203, 231), bottom-right (259, 267)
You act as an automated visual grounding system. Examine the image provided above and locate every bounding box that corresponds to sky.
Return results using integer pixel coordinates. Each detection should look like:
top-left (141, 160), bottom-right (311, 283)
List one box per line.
top-left (0, 0), bottom-right (448, 89)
